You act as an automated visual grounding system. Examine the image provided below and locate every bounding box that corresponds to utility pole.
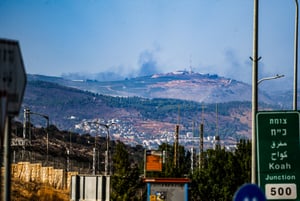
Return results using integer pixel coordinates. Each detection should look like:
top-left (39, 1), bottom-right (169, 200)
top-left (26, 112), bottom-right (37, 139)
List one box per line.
top-left (199, 123), bottom-right (204, 169)
top-left (214, 104), bottom-right (220, 150)
top-left (174, 125), bottom-right (179, 168)
top-left (199, 104), bottom-right (204, 169)
top-left (174, 106), bottom-right (180, 168)
top-left (26, 109), bottom-right (49, 164)
top-left (251, 0), bottom-right (259, 184)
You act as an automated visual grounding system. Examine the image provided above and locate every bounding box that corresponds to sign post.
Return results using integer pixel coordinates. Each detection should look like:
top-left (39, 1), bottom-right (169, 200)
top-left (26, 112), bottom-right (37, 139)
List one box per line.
top-left (0, 38), bottom-right (27, 201)
top-left (256, 111), bottom-right (300, 200)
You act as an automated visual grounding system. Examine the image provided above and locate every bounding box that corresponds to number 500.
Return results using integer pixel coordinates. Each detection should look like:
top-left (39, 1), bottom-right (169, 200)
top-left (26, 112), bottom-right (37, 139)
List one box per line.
top-left (266, 184), bottom-right (297, 199)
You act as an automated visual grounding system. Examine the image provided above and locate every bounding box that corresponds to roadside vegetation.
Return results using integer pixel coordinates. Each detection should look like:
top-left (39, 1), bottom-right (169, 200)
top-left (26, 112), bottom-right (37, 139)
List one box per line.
top-left (5, 123), bottom-right (251, 201)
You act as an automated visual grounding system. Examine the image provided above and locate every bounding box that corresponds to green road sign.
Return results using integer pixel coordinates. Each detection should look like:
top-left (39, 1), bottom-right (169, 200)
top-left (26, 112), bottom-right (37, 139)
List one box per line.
top-left (256, 111), bottom-right (300, 200)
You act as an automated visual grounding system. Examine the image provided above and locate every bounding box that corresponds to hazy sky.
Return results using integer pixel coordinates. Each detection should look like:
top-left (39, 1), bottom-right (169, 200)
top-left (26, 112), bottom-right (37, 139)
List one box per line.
top-left (0, 0), bottom-right (297, 91)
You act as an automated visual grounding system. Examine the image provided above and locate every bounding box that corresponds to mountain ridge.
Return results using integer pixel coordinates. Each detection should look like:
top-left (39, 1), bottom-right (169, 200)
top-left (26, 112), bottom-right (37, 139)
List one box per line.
top-left (22, 79), bottom-right (254, 147)
top-left (21, 71), bottom-right (288, 148)
top-left (27, 71), bottom-right (278, 105)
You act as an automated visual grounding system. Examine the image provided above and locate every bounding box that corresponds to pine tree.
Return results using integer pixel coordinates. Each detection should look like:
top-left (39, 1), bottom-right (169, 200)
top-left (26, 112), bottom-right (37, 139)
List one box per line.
top-left (111, 141), bottom-right (143, 201)
top-left (189, 140), bottom-right (251, 200)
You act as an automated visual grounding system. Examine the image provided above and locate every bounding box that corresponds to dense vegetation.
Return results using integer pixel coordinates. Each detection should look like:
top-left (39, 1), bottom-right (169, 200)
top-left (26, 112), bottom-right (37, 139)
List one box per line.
top-left (101, 95), bottom-right (250, 118)
top-left (101, 94), bottom-right (252, 139)
top-left (111, 139), bottom-right (251, 200)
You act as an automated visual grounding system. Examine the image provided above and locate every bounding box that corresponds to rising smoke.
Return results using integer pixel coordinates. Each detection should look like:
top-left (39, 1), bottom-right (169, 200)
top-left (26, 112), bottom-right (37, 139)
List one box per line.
top-left (137, 49), bottom-right (162, 77)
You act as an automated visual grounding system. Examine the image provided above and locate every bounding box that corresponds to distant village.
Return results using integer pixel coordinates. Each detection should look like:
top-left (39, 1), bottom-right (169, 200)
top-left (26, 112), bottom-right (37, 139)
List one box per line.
top-left (74, 118), bottom-right (237, 152)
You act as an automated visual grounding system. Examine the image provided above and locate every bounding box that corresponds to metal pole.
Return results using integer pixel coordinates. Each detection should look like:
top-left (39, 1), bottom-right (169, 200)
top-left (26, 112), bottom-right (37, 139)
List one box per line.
top-left (29, 111), bottom-right (49, 164)
top-left (88, 121), bottom-right (115, 176)
top-left (100, 123), bottom-right (115, 176)
top-left (46, 117), bottom-right (49, 164)
top-left (34, 114), bottom-right (50, 164)
top-left (0, 94), bottom-right (8, 201)
top-left (105, 127), bottom-right (109, 175)
top-left (93, 147), bottom-right (96, 175)
top-left (294, 0), bottom-right (299, 110)
top-left (251, 0), bottom-right (259, 184)
top-left (4, 116), bottom-right (12, 201)
top-left (69, 131), bottom-right (72, 171)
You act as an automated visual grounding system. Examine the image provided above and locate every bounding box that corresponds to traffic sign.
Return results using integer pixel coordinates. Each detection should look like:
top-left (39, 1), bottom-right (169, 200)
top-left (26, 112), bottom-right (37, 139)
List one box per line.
top-left (0, 39), bottom-right (27, 116)
top-left (256, 111), bottom-right (300, 200)
top-left (233, 184), bottom-right (266, 201)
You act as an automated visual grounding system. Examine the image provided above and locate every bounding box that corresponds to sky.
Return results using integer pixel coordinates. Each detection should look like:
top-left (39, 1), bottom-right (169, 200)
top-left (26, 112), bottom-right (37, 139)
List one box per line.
top-left (0, 0), bottom-right (297, 91)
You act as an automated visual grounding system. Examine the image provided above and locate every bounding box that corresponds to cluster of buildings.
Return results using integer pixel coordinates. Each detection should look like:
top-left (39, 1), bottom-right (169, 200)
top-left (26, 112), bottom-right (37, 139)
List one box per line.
top-left (73, 118), bottom-right (236, 151)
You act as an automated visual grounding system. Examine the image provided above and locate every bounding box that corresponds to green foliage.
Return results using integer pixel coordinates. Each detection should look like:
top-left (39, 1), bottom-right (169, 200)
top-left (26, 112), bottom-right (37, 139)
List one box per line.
top-left (189, 140), bottom-right (251, 201)
top-left (129, 140), bottom-right (251, 200)
top-left (100, 95), bottom-right (251, 122)
top-left (111, 142), bottom-right (144, 201)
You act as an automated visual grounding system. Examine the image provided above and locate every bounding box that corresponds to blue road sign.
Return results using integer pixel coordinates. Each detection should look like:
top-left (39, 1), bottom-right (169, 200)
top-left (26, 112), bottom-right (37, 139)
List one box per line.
top-left (233, 184), bottom-right (266, 201)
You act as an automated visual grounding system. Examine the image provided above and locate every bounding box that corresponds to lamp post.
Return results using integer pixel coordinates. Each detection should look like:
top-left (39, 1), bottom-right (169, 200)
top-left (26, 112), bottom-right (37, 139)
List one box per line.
top-left (251, 0), bottom-right (296, 185)
top-left (31, 112), bottom-right (49, 163)
top-left (26, 109), bottom-right (49, 163)
top-left (87, 121), bottom-right (116, 175)
top-left (98, 123), bottom-right (116, 176)
top-left (251, 0), bottom-right (259, 184)
top-left (86, 121), bottom-right (100, 175)
top-left (100, 122), bottom-right (115, 201)
top-left (257, 74), bottom-right (284, 85)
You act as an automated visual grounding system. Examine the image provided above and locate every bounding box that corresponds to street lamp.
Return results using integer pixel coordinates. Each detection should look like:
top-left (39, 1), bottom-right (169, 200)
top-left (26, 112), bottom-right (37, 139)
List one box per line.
top-left (257, 74), bottom-right (284, 85)
top-left (251, 0), bottom-right (296, 185)
top-left (98, 122), bottom-right (116, 176)
top-left (251, 0), bottom-right (259, 184)
top-left (25, 109), bottom-right (49, 163)
top-left (86, 121), bottom-right (101, 175)
top-left (87, 120), bottom-right (116, 175)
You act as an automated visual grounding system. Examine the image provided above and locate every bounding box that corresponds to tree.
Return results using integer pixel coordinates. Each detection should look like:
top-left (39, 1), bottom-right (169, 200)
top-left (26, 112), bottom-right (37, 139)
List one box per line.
top-left (111, 141), bottom-right (144, 201)
top-left (189, 140), bottom-right (251, 201)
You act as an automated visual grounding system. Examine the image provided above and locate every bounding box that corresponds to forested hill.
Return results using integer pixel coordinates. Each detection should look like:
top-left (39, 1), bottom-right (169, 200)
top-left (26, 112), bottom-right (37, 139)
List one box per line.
top-left (21, 79), bottom-right (279, 143)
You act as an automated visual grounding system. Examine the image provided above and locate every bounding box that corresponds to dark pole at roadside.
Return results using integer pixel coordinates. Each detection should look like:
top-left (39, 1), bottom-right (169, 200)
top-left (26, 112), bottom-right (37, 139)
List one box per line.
top-left (251, 0), bottom-right (259, 184)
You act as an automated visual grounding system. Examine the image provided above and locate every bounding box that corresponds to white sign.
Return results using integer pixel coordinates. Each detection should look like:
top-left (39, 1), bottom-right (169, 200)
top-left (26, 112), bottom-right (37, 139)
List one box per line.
top-left (265, 183), bottom-right (297, 200)
top-left (0, 39), bottom-right (27, 115)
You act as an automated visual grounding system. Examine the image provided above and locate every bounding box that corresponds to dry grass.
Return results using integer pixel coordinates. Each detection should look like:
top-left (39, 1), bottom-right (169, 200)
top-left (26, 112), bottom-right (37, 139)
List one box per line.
top-left (10, 179), bottom-right (69, 201)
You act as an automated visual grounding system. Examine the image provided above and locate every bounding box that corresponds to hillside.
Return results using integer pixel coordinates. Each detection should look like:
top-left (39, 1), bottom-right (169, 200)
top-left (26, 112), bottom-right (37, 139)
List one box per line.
top-left (23, 71), bottom-right (295, 148)
top-left (10, 121), bottom-right (144, 173)
top-left (8, 121), bottom-right (144, 201)
top-left (28, 71), bottom-right (277, 105)
top-left (20, 79), bottom-right (276, 147)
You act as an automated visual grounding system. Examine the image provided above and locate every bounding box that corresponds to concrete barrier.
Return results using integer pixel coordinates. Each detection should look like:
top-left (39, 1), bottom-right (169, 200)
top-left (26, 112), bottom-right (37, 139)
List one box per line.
top-left (8, 162), bottom-right (79, 189)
